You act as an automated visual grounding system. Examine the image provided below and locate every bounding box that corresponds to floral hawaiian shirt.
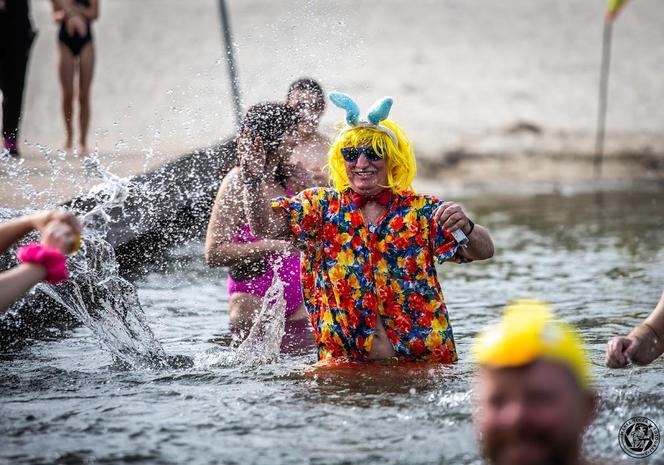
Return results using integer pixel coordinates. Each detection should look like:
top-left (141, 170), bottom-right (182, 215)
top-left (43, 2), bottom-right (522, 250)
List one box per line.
top-left (272, 188), bottom-right (462, 363)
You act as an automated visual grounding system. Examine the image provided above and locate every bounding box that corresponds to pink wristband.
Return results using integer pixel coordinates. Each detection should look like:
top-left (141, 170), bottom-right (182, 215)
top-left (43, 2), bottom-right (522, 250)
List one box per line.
top-left (17, 243), bottom-right (69, 284)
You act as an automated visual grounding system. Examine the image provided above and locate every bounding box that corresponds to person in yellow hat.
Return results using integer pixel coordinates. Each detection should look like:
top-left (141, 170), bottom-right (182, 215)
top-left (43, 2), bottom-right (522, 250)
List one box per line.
top-left (471, 300), bottom-right (597, 465)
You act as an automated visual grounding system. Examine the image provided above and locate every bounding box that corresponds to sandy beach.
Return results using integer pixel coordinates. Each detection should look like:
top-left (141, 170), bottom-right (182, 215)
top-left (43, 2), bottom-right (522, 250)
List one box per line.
top-left (2, 0), bottom-right (664, 208)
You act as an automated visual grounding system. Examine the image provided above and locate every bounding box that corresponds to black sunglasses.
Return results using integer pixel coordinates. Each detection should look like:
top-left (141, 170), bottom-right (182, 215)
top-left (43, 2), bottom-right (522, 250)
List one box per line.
top-left (340, 146), bottom-right (384, 163)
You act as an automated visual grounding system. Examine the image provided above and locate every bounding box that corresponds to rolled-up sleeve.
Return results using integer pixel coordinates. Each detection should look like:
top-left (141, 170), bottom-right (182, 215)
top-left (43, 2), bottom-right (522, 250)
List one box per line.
top-left (427, 200), bottom-right (462, 264)
top-left (431, 220), bottom-right (461, 264)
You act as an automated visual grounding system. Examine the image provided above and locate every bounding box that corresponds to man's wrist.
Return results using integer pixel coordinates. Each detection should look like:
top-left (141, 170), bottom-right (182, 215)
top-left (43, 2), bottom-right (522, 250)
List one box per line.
top-left (21, 263), bottom-right (49, 281)
top-left (17, 243), bottom-right (69, 284)
top-left (464, 219), bottom-right (475, 236)
top-left (640, 322), bottom-right (662, 341)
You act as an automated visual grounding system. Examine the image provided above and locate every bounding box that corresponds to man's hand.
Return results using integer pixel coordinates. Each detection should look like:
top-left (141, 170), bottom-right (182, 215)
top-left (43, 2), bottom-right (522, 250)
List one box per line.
top-left (31, 210), bottom-right (81, 254)
top-left (31, 210), bottom-right (81, 236)
top-left (432, 201), bottom-right (471, 234)
top-left (41, 221), bottom-right (78, 254)
top-left (238, 129), bottom-right (267, 184)
top-left (606, 336), bottom-right (640, 368)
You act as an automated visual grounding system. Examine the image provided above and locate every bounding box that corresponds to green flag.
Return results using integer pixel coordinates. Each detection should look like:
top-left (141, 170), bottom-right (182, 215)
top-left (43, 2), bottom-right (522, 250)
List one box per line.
top-left (607, 0), bottom-right (630, 21)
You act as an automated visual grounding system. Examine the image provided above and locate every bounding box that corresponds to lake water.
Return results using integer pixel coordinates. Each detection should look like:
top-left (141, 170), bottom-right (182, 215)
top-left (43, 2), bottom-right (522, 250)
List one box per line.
top-left (1, 187), bottom-right (664, 464)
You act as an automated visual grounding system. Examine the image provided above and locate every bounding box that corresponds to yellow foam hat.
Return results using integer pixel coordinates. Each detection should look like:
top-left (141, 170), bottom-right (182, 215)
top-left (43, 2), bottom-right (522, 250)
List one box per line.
top-left (471, 300), bottom-right (592, 388)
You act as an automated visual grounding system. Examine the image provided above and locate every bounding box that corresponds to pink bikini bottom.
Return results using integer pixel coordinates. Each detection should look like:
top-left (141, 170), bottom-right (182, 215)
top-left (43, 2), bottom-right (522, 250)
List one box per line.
top-left (227, 253), bottom-right (303, 318)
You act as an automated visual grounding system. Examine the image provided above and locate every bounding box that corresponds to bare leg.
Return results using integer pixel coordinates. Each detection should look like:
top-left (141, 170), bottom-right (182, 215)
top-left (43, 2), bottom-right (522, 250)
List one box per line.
top-left (77, 43), bottom-right (95, 154)
top-left (282, 304), bottom-right (315, 354)
top-left (230, 295), bottom-right (314, 353)
top-left (57, 43), bottom-right (75, 150)
top-left (228, 293), bottom-right (262, 340)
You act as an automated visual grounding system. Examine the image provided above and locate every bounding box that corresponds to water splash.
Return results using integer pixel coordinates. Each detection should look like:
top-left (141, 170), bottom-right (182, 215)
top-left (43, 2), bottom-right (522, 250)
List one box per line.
top-left (234, 269), bottom-right (287, 364)
top-left (1, 149), bottom-right (38, 204)
top-left (2, 149), bottom-right (288, 370)
top-left (195, 263), bottom-right (287, 368)
top-left (1, 155), bottom-right (180, 368)
top-left (36, 236), bottom-right (170, 368)
top-left (53, 156), bottom-right (181, 367)
top-left (78, 153), bottom-right (132, 237)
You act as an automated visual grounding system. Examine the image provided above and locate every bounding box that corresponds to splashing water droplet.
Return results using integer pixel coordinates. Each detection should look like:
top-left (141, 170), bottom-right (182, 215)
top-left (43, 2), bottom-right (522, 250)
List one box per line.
top-left (195, 258), bottom-right (288, 368)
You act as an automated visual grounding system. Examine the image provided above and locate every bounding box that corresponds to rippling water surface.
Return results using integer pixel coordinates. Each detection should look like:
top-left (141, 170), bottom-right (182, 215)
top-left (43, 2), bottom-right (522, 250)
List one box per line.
top-left (2, 188), bottom-right (663, 464)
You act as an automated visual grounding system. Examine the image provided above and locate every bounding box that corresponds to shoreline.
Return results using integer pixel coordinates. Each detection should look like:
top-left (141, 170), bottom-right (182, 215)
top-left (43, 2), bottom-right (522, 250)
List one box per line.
top-left (2, 137), bottom-right (663, 211)
top-left (416, 147), bottom-right (664, 198)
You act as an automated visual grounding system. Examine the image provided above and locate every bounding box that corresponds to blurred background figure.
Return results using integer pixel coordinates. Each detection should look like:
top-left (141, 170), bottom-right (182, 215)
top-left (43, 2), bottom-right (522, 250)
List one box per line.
top-left (205, 102), bottom-right (314, 353)
top-left (52, 0), bottom-right (99, 155)
top-left (606, 290), bottom-right (664, 367)
top-left (284, 78), bottom-right (329, 186)
top-left (0, 210), bottom-right (81, 312)
top-left (471, 300), bottom-right (597, 465)
top-left (0, 0), bottom-right (37, 157)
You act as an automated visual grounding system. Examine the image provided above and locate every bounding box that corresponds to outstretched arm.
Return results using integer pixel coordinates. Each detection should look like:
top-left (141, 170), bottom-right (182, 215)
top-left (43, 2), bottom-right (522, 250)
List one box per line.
top-left (0, 210), bottom-right (80, 254)
top-left (606, 291), bottom-right (664, 367)
top-left (1, 218), bottom-right (80, 313)
top-left (0, 265), bottom-right (48, 312)
top-left (432, 202), bottom-right (494, 261)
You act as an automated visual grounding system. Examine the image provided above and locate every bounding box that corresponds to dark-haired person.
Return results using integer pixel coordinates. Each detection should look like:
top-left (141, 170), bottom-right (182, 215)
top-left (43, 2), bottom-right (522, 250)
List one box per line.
top-left (285, 78), bottom-right (329, 185)
top-left (205, 102), bottom-right (314, 352)
top-left (606, 290), bottom-right (664, 367)
top-left (240, 92), bottom-right (494, 363)
top-left (0, 0), bottom-right (37, 157)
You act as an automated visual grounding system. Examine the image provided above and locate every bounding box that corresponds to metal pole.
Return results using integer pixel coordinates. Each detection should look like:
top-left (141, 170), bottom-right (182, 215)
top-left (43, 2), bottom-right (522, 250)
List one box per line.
top-left (594, 18), bottom-right (613, 179)
top-left (218, 0), bottom-right (243, 129)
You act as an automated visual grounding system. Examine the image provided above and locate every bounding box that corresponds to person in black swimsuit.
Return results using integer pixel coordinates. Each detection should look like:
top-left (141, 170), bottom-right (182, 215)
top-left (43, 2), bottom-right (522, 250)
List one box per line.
top-left (58, 2), bottom-right (93, 57)
top-left (52, 0), bottom-right (99, 155)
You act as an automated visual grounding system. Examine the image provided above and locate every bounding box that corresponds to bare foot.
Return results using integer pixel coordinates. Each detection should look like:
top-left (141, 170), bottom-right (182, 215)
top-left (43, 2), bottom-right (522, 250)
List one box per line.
top-left (63, 139), bottom-right (73, 156)
top-left (77, 144), bottom-right (89, 156)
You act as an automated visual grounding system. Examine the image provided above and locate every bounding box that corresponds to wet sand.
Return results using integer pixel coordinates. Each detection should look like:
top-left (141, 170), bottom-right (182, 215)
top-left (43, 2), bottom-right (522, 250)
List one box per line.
top-left (2, 0), bottom-right (664, 208)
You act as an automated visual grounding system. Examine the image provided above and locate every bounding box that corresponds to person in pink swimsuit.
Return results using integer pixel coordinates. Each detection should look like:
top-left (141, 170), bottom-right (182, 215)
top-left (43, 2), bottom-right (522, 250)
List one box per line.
top-left (226, 222), bottom-right (302, 317)
top-left (205, 102), bottom-right (315, 352)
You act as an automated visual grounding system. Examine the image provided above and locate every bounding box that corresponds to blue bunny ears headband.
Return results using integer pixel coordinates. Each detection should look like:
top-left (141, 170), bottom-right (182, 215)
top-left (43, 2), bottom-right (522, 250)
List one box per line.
top-left (328, 92), bottom-right (399, 147)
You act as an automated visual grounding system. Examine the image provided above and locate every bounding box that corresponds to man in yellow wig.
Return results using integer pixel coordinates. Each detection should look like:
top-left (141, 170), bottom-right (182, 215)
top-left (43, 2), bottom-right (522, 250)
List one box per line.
top-left (472, 300), bottom-right (598, 465)
top-left (240, 92), bottom-right (494, 363)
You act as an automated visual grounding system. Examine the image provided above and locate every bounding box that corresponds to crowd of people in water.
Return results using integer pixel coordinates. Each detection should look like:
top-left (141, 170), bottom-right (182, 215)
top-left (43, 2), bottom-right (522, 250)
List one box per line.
top-left (1, 4), bottom-right (662, 462)
top-left (1, 0), bottom-right (99, 157)
top-left (1, 72), bottom-right (662, 464)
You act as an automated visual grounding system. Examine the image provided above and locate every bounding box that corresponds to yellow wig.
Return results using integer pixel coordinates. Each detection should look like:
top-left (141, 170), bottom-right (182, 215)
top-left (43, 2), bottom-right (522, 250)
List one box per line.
top-left (327, 119), bottom-right (416, 193)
